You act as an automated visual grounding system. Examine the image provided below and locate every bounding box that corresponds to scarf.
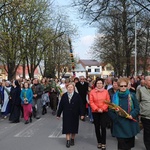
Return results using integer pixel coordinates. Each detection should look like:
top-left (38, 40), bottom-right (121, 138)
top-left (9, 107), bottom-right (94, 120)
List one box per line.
top-left (67, 92), bottom-right (74, 103)
top-left (95, 87), bottom-right (105, 92)
top-left (112, 89), bottom-right (133, 113)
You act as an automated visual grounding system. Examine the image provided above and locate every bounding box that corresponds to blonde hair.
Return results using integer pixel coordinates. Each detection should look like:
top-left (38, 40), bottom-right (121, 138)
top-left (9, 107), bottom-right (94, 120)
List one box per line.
top-left (117, 77), bottom-right (129, 86)
top-left (66, 82), bottom-right (75, 88)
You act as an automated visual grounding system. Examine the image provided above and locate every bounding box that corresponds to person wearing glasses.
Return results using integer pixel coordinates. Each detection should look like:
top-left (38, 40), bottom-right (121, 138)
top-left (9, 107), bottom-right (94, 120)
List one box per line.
top-left (108, 77), bottom-right (140, 150)
top-left (89, 78), bottom-right (110, 150)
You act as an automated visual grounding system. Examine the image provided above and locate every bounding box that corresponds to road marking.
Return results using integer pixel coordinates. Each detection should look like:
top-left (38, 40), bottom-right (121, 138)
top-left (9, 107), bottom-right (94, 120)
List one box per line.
top-left (0, 124), bottom-right (17, 135)
top-left (48, 121), bottom-right (65, 138)
top-left (14, 118), bottom-right (45, 137)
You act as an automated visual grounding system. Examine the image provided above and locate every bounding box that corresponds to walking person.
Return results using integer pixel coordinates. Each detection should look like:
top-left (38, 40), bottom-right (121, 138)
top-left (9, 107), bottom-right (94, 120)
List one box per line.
top-left (20, 82), bottom-right (33, 124)
top-left (0, 81), bottom-right (4, 116)
top-left (109, 77), bottom-right (140, 150)
top-left (57, 82), bottom-right (84, 148)
top-left (31, 78), bottom-right (43, 119)
top-left (49, 79), bottom-right (59, 115)
top-left (76, 76), bottom-right (88, 120)
top-left (89, 78), bottom-right (110, 150)
top-left (137, 76), bottom-right (150, 150)
top-left (1, 81), bottom-right (11, 119)
top-left (41, 78), bottom-right (50, 115)
top-left (108, 78), bottom-right (119, 132)
top-left (9, 80), bottom-right (21, 123)
top-left (86, 85), bottom-right (93, 123)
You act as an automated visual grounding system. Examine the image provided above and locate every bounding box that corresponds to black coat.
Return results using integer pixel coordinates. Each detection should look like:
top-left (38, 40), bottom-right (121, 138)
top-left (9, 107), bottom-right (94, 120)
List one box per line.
top-left (57, 92), bottom-right (84, 134)
top-left (9, 87), bottom-right (21, 122)
top-left (76, 82), bottom-right (88, 104)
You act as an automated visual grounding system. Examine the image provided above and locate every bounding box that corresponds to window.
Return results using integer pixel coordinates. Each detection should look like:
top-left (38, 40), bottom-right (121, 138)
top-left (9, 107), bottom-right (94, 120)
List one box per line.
top-left (95, 69), bottom-right (100, 72)
top-left (88, 69), bottom-right (91, 72)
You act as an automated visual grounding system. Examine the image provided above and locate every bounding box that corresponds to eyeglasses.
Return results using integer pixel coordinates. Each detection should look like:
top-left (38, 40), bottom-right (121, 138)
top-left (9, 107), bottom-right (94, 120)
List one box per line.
top-left (120, 85), bottom-right (127, 87)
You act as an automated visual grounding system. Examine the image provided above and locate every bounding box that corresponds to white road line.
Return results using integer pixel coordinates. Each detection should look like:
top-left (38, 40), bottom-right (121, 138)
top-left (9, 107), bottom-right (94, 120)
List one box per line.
top-left (14, 118), bottom-right (44, 137)
top-left (48, 121), bottom-right (64, 138)
top-left (0, 124), bottom-right (17, 135)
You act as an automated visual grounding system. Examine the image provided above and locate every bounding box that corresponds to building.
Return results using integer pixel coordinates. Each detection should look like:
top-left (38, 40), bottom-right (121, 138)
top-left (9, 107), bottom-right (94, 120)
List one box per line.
top-left (74, 59), bottom-right (114, 79)
top-left (77, 59), bottom-right (101, 79)
top-left (100, 63), bottom-right (114, 78)
top-left (0, 65), bottom-right (41, 80)
top-left (73, 63), bottom-right (86, 78)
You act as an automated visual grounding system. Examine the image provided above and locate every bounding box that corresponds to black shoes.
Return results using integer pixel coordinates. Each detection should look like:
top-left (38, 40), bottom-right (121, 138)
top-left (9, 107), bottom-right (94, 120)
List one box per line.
top-left (70, 139), bottom-right (74, 146)
top-left (36, 116), bottom-right (40, 119)
top-left (25, 120), bottom-right (29, 124)
top-left (66, 139), bottom-right (74, 148)
top-left (66, 140), bottom-right (70, 148)
top-left (29, 117), bottom-right (32, 123)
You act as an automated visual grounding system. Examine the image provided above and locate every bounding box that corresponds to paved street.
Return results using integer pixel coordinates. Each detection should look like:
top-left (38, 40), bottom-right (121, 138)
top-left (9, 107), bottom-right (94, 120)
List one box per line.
top-left (0, 110), bottom-right (145, 150)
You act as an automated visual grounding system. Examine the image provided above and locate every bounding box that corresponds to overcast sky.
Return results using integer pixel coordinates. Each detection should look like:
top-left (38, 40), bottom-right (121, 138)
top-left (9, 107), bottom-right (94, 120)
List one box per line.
top-left (55, 0), bottom-right (96, 59)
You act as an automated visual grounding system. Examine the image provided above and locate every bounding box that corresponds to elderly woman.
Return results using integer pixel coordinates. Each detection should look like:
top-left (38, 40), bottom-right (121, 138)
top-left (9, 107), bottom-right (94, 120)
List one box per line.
top-left (1, 81), bottom-right (11, 119)
top-left (108, 77), bottom-right (140, 150)
top-left (57, 82), bottom-right (84, 148)
top-left (89, 78), bottom-right (110, 150)
top-left (9, 80), bottom-right (21, 123)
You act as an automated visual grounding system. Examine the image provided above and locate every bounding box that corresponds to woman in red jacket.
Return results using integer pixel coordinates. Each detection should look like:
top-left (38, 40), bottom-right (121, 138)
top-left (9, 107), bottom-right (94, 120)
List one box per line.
top-left (89, 78), bottom-right (110, 150)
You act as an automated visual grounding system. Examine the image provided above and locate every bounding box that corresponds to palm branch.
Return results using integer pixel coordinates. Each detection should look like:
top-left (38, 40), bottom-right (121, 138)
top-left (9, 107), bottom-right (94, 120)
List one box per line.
top-left (105, 101), bottom-right (137, 122)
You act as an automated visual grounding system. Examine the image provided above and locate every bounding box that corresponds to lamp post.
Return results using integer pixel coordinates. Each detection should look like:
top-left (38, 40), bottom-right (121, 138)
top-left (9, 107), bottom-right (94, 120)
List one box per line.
top-left (134, 8), bottom-right (137, 77)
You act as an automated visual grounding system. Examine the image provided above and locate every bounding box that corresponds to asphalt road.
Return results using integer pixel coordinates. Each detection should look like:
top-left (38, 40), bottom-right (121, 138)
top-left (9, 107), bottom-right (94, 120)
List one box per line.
top-left (0, 110), bottom-right (145, 150)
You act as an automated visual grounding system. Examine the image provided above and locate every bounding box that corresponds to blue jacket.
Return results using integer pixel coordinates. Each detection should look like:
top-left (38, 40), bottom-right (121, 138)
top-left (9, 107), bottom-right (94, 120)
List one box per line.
top-left (108, 92), bottom-right (140, 138)
top-left (20, 88), bottom-right (33, 104)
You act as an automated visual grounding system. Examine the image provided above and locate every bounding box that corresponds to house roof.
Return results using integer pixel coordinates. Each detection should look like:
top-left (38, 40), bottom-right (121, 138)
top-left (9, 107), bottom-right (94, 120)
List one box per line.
top-left (74, 63), bottom-right (86, 72)
top-left (79, 59), bottom-right (100, 67)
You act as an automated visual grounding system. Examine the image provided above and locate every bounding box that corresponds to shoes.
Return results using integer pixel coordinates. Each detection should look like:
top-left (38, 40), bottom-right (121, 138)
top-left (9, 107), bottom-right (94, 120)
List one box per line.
top-left (11, 120), bottom-right (20, 123)
top-left (29, 117), bottom-right (32, 123)
top-left (52, 111), bottom-right (56, 116)
top-left (97, 143), bottom-right (101, 149)
top-left (101, 144), bottom-right (106, 150)
top-left (25, 120), bottom-right (29, 124)
top-left (36, 116), bottom-right (40, 119)
top-left (70, 139), bottom-right (74, 146)
top-left (90, 119), bottom-right (94, 123)
top-left (4, 116), bottom-right (7, 119)
top-left (81, 118), bottom-right (85, 121)
top-left (66, 140), bottom-right (70, 148)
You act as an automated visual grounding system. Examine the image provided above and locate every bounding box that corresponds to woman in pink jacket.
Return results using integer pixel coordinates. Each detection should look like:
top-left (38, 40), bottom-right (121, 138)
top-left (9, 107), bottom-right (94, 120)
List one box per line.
top-left (90, 78), bottom-right (110, 150)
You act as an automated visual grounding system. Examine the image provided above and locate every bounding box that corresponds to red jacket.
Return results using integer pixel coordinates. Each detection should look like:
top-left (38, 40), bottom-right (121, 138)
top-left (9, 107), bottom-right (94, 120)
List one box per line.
top-left (89, 88), bottom-right (110, 112)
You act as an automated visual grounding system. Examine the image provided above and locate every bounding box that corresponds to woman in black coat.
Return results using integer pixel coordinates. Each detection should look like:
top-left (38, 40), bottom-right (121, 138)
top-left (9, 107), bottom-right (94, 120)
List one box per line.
top-left (57, 82), bottom-right (84, 148)
top-left (9, 80), bottom-right (21, 123)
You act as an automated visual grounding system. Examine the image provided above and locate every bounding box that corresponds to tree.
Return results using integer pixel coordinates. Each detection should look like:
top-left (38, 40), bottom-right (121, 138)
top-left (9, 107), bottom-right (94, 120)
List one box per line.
top-left (0, 0), bottom-right (26, 80)
top-left (73, 0), bottom-right (150, 76)
top-left (43, 9), bottom-right (77, 78)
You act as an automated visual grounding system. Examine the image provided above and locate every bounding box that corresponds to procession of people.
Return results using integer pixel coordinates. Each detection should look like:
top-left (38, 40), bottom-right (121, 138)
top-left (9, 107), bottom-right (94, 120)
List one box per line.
top-left (0, 75), bottom-right (149, 150)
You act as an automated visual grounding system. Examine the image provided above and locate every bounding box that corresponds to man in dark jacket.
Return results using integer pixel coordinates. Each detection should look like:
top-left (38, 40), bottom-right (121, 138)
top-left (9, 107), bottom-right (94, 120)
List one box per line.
top-left (76, 76), bottom-right (88, 120)
top-left (31, 78), bottom-right (43, 119)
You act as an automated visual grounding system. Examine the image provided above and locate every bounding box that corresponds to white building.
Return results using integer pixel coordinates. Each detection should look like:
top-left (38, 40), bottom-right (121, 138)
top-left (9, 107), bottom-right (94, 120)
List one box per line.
top-left (77, 59), bottom-right (102, 79)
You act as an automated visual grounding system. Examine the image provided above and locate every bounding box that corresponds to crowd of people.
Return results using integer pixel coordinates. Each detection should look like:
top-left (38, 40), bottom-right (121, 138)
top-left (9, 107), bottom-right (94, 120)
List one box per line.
top-left (0, 75), bottom-right (149, 150)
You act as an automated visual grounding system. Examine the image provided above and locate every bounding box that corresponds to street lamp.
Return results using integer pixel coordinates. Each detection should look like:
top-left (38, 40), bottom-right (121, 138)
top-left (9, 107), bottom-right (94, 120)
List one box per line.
top-left (134, 8), bottom-right (137, 77)
top-left (130, 1), bottom-right (137, 77)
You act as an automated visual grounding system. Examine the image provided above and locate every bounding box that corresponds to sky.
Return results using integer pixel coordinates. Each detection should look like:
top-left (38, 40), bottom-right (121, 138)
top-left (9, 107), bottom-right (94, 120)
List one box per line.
top-left (55, 0), bottom-right (96, 59)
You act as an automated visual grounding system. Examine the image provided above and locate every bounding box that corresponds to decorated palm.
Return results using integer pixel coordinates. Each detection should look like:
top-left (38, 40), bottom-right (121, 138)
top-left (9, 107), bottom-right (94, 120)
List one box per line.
top-left (105, 101), bottom-right (137, 122)
top-left (24, 92), bottom-right (28, 104)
